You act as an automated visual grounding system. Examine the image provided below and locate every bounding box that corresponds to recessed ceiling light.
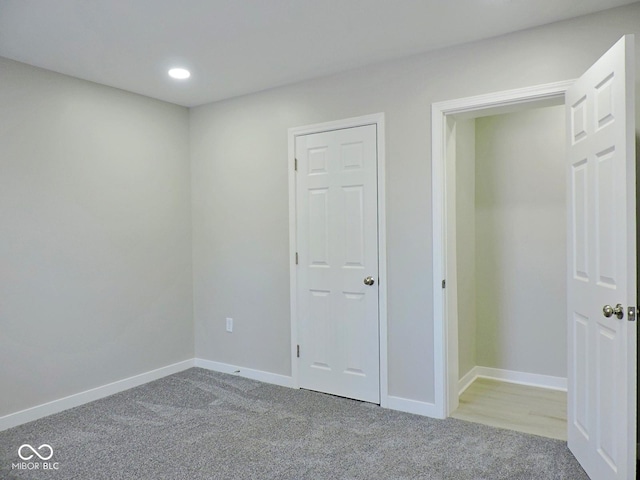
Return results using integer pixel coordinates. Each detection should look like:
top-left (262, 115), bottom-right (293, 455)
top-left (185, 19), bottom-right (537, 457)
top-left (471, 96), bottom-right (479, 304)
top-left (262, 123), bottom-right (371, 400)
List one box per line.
top-left (168, 68), bottom-right (190, 80)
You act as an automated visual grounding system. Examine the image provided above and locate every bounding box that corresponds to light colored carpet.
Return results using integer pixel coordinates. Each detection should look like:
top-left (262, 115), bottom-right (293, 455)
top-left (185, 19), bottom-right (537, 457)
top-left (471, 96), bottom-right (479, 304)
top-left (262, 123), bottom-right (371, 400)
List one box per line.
top-left (0, 368), bottom-right (588, 479)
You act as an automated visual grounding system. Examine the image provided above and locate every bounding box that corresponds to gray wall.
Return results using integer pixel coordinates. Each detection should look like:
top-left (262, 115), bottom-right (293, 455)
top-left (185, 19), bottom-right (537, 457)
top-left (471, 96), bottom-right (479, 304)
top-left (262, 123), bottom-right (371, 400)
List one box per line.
top-left (474, 106), bottom-right (566, 377)
top-left (456, 119), bottom-right (477, 380)
top-left (191, 4), bottom-right (640, 403)
top-left (0, 58), bottom-right (194, 417)
top-left (2, 3), bottom-right (639, 417)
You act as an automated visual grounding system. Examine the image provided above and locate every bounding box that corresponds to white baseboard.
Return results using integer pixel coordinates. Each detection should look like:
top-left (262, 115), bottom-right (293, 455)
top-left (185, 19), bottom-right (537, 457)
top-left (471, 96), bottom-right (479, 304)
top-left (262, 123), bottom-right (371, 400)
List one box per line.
top-left (458, 366), bottom-right (567, 394)
top-left (386, 395), bottom-right (443, 419)
top-left (0, 359), bottom-right (195, 432)
top-left (1, 357), bottom-right (450, 431)
top-left (194, 359), bottom-right (448, 420)
top-left (458, 366), bottom-right (479, 395)
top-left (195, 359), bottom-right (447, 420)
top-left (194, 358), bottom-right (296, 389)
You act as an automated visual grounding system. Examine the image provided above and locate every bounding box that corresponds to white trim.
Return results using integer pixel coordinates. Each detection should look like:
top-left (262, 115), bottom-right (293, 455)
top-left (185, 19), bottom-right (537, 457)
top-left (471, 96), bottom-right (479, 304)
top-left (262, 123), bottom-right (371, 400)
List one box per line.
top-left (0, 359), bottom-right (194, 432)
top-left (458, 366), bottom-right (479, 395)
top-left (1, 354), bottom-right (466, 432)
top-left (475, 367), bottom-right (568, 392)
top-left (432, 80), bottom-right (575, 116)
top-left (288, 123), bottom-right (299, 389)
top-left (431, 81), bottom-right (574, 418)
top-left (458, 366), bottom-right (567, 395)
top-left (288, 113), bottom-right (388, 407)
top-left (194, 358), bottom-right (295, 388)
top-left (386, 396), bottom-right (440, 417)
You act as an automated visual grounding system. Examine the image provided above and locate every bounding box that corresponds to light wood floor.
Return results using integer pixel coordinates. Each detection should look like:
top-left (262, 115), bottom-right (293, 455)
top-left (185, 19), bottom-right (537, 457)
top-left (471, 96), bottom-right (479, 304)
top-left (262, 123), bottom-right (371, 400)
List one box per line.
top-left (451, 377), bottom-right (567, 441)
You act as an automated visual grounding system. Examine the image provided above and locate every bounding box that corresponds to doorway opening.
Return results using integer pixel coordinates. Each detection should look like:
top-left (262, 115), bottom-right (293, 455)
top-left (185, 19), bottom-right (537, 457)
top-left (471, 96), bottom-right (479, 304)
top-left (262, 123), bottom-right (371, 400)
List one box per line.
top-left (431, 81), bottom-right (575, 432)
top-left (448, 104), bottom-right (567, 440)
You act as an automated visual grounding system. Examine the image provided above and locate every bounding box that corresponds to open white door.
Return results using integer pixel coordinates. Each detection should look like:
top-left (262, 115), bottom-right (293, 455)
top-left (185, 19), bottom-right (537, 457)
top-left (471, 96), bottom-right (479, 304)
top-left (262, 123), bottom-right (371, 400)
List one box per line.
top-left (566, 35), bottom-right (637, 480)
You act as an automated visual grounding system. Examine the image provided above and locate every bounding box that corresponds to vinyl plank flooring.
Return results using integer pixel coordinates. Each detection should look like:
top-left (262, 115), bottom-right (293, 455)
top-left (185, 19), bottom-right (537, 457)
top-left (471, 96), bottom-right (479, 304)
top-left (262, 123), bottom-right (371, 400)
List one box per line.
top-left (451, 377), bottom-right (567, 441)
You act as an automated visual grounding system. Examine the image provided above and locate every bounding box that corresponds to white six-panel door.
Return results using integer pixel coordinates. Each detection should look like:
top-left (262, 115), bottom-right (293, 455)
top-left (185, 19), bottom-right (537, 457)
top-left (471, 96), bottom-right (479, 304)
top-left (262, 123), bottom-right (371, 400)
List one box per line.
top-left (295, 124), bottom-right (380, 403)
top-left (566, 35), bottom-right (636, 480)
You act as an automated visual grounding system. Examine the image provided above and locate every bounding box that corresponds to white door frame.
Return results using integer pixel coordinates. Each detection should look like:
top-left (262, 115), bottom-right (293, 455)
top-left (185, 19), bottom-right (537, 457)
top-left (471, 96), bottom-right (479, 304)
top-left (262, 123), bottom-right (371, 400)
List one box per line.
top-left (288, 113), bottom-right (388, 407)
top-left (431, 81), bottom-right (575, 418)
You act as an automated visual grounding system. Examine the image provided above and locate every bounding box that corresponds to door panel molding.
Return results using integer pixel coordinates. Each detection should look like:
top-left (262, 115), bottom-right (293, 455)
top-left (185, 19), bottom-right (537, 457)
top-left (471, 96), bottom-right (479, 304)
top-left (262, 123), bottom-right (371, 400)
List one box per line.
top-left (288, 113), bottom-right (387, 406)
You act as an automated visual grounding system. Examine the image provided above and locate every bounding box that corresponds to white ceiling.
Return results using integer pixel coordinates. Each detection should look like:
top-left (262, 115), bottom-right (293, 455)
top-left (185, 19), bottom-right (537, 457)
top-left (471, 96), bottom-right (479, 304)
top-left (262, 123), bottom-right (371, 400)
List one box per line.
top-left (0, 0), bottom-right (637, 107)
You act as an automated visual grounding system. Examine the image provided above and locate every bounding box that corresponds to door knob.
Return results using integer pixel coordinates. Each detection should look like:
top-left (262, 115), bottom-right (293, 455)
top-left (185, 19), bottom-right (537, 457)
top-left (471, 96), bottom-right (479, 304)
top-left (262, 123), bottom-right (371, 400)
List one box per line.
top-left (364, 276), bottom-right (375, 286)
top-left (603, 304), bottom-right (624, 319)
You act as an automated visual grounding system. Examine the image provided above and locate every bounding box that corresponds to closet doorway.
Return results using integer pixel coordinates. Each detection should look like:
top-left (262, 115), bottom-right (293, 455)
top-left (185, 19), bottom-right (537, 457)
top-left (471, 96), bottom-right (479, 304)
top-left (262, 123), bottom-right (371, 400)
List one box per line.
top-left (448, 103), bottom-right (568, 440)
top-left (430, 80), bottom-right (575, 429)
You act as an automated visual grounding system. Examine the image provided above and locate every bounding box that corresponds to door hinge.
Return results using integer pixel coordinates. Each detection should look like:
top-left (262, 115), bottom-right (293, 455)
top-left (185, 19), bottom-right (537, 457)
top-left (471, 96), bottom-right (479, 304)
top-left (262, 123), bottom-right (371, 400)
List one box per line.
top-left (295, 252), bottom-right (299, 265)
top-left (296, 344), bottom-right (300, 358)
top-left (628, 306), bottom-right (636, 322)
top-left (442, 279), bottom-right (446, 289)
top-left (294, 158), bottom-right (298, 171)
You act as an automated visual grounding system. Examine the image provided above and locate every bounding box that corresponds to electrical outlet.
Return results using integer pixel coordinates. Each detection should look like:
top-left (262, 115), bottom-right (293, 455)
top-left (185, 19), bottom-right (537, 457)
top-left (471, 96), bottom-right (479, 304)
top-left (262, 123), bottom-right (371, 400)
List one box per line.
top-left (226, 317), bottom-right (233, 333)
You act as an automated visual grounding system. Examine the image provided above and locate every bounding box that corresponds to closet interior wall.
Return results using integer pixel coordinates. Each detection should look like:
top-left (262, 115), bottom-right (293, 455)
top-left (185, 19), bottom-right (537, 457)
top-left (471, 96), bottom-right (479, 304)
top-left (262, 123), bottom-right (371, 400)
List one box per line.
top-left (456, 105), bottom-right (567, 386)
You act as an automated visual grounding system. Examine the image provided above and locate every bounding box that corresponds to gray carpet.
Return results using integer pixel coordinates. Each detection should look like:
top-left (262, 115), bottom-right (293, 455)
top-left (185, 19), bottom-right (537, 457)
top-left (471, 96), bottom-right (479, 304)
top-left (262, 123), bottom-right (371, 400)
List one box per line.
top-left (0, 368), bottom-right (588, 479)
